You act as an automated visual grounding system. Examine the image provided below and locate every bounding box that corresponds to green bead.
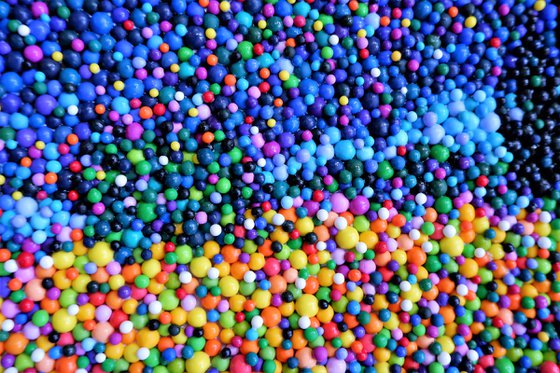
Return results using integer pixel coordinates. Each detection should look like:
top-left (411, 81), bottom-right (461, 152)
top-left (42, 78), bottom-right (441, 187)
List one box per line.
top-left (136, 160), bottom-right (152, 175)
top-left (135, 275), bottom-right (150, 288)
top-left (32, 309), bottom-right (49, 327)
top-left (377, 161), bottom-right (394, 180)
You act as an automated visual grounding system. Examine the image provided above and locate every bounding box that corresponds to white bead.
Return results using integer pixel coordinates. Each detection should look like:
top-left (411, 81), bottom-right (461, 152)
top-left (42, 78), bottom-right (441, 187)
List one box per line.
top-left (538, 237), bottom-right (551, 249)
top-left (272, 214), bottom-right (285, 226)
top-left (2, 320), bottom-right (14, 332)
top-left (456, 284), bottom-right (468, 296)
top-left (437, 352), bottom-right (451, 365)
top-left (5, 368), bottom-right (18, 373)
top-left (409, 229), bottom-right (421, 241)
top-left (316, 209), bottom-right (329, 221)
top-left (67, 105), bottom-right (79, 115)
top-left (433, 49), bottom-right (443, 60)
top-left (77, 369), bottom-right (89, 373)
top-left (329, 35), bottom-right (339, 45)
top-left (540, 211), bottom-right (552, 223)
top-left (31, 349), bottom-right (45, 363)
top-left (400, 281), bottom-right (411, 292)
top-left (68, 304), bottom-right (80, 316)
top-left (334, 217), bottom-right (347, 230)
top-left (257, 158), bottom-right (266, 167)
top-left (210, 224), bottom-right (222, 236)
top-left (251, 316), bottom-right (264, 329)
top-left (243, 219), bottom-right (255, 230)
top-left (207, 267), bottom-right (220, 280)
top-left (415, 193), bottom-right (427, 205)
top-left (179, 271), bottom-right (192, 284)
top-left (158, 156), bottom-right (169, 166)
top-left (137, 348), bottom-right (150, 360)
top-left (18, 25), bottom-right (30, 36)
top-left (378, 207), bottom-right (390, 220)
top-left (175, 91), bottom-right (185, 101)
top-left (4, 260), bottom-right (17, 273)
top-left (467, 350), bottom-right (479, 361)
top-left (298, 316), bottom-right (311, 329)
top-left (371, 68), bottom-right (381, 77)
top-left (316, 241), bottom-right (326, 251)
top-left (401, 299), bottom-right (412, 312)
top-left (120, 321), bottom-right (133, 334)
top-left (498, 220), bottom-right (510, 231)
top-left (422, 241), bottom-right (433, 253)
top-left (333, 273), bottom-right (345, 285)
top-left (400, 87), bottom-right (408, 94)
top-left (149, 301), bottom-right (163, 315)
top-left (95, 353), bottom-right (106, 363)
top-left (250, 126), bottom-right (259, 135)
top-left (244, 271), bottom-right (256, 283)
top-left (295, 277), bottom-right (307, 289)
top-left (115, 175), bottom-right (128, 187)
top-left (39, 256), bottom-right (54, 269)
top-left (355, 242), bottom-right (367, 254)
top-left (474, 248), bottom-right (486, 258)
top-left (443, 225), bottom-right (457, 237)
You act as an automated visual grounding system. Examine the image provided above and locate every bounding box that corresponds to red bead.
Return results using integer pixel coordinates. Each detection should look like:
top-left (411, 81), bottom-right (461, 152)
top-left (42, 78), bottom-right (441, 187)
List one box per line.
top-left (383, 200), bottom-right (393, 209)
top-left (397, 146), bottom-right (407, 156)
top-left (490, 37), bottom-right (501, 48)
top-left (17, 252), bottom-right (34, 268)
top-left (312, 190), bottom-right (324, 202)
top-left (123, 20), bottom-right (134, 30)
top-left (58, 144), bottom-right (69, 154)
top-left (164, 242), bottom-right (176, 252)
top-left (359, 49), bottom-right (369, 59)
top-left (89, 293), bottom-right (106, 306)
top-left (258, 82), bottom-right (270, 93)
top-left (153, 103), bottom-right (166, 116)
top-left (476, 175), bottom-right (489, 187)
top-left (262, 201), bottom-right (271, 211)
top-left (245, 116), bottom-right (254, 124)
top-left (253, 43), bottom-right (264, 55)
top-left (235, 312), bottom-right (245, 322)
top-left (69, 161), bottom-right (82, 173)
top-left (203, 91), bottom-right (214, 103)
top-left (19, 299), bottom-right (34, 312)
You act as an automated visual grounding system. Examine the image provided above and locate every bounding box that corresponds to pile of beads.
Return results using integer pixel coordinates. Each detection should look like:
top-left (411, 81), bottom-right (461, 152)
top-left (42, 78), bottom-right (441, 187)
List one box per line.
top-left (0, 0), bottom-right (559, 372)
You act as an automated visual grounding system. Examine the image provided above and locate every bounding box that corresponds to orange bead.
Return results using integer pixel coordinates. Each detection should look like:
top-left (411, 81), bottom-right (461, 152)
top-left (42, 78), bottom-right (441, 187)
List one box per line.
top-left (8, 278), bottom-right (22, 291)
top-left (5, 334), bottom-right (27, 355)
top-left (66, 268), bottom-right (79, 280)
top-left (348, 0), bottom-right (359, 11)
top-left (206, 54), bottom-right (218, 66)
top-left (224, 74), bottom-right (236, 86)
top-left (259, 68), bottom-right (270, 79)
top-left (67, 134), bottom-right (79, 145)
top-left (159, 43), bottom-right (169, 53)
top-left (303, 277), bottom-right (319, 294)
top-left (0, 249), bottom-right (11, 262)
top-left (70, 229), bottom-right (83, 241)
top-left (205, 339), bottom-right (222, 356)
top-left (55, 356), bottom-right (77, 373)
top-left (203, 323), bottom-right (220, 339)
top-left (261, 307), bottom-right (281, 327)
top-left (159, 312), bottom-right (172, 324)
top-left (139, 107), bottom-right (153, 119)
top-left (155, 272), bottom-right (168, 284)
top-left (158, 337), bottom-right (174, 351)
top-left (45, 172), bottom-right (58, 184)
top-left (20, 157), bottom-right (31, 167)
top-left (95, 104), bottom-right (106, 114)
top-left (449, 6), bottom-right (458, 17)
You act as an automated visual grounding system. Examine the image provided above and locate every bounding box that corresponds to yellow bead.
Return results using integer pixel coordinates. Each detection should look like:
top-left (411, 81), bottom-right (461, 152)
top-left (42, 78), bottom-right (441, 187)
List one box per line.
top-left (52, 251), bottom-right (75, 269)
top-left (459, 258), bottom-right (478, 278)
top-left (170, 64), bottom-right (180, 73)
top-left (391, 51), bottom-right (401, 62)
top-left (318, 268), bottom-right (334, 286)
top-left (88, 242), bottom-right (113, 267)
top-left (53, 271), bottom-right (71, 289)
top-left (219, 1), bottom-right (230, 11)
top-left (185, 351), bottom-right (210, 373)
top-left (465, 16), bottom-right (477, 28)
top-left (188, 108), bottom-right (198, 117)
top-left (171, 308), bottom-right (187, 325)
top-left (219, 276), bottom-right (239, 297)
top-left (279, 70), bottom-right (290, 81)
top-left (141, 259), bottom-right (161, 278)
top-left (265, 327), bottom-right (283, 347)
top-left (52, 51), bottom-right (63, 62)
top-left (106, 344), bottom-right (124, 359)
top-left (123, 299), bottom-right (138, 314)
top-left (190, 257), bottom-right (211, 278)
top-left (123, 344), bottom-right (140, 363)
top-left (77, 304), bottom-right (95, 322)
top-left (113, 81), bottom-right (124, 91)
top-left (109, 275), bottom-right (125, 290)
top-left (289, 250), bottom-right (308, 269)
top-left (35, 141), bottom-right (45, 150)
top-left (52, 309), bottom-right (77, 333)
top-left (252, 289), bottom-right (272, 309)
top-left (357, 29), bottom-right (367, 38)
top-left (170, 141), bottom-right (181, 151)
top-left (440, 236), bottom-right (464, 257)
top-left (295, 294), bottom-right (318, 317)
top-left (205, 28), bottom-right (216, 39)
top-left (249, 253), bottom-right (265, 270)
top-left (534, 0), bottom-right (545, 11)
top-left (401, 19), bottom-right (411, 27)
top-left (11, 191), bottom-right (22, 201)
top-left (149, 88), bottom-right (159, 97)
top-left (188, 307), bottom-right (207, 327)
top-left (72, 275), bottom-right (90, 293)
top-left (96, 170), bottom-right (106, 180)
top-left (317, 305), bottom-right (334, 323)
top-left (258, 20), bottom-right (267, 29)
top-left (267, 119), bottom-right (276, 127)
top-left (339, 96), bottom-right (349, 105)
top-left (391, 249), bottom-right (407, 266)
top-left (89, 63), bottom-right (100, 74)
top-left (313, 21), bottom-right (323, 31)
top-left (336, 227), bottom-right (359, 249)
top-left (137, 329), bottom-right (159, 348)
